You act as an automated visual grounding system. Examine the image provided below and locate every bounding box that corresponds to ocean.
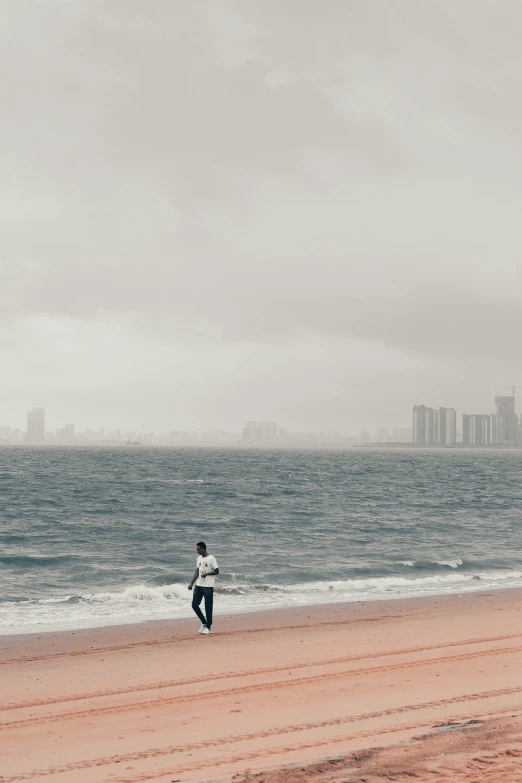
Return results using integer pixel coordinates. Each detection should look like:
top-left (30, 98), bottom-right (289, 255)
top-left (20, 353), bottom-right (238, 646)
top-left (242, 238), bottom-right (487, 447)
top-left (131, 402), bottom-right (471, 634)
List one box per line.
top-left (1, 446), bottom-right (522, 635)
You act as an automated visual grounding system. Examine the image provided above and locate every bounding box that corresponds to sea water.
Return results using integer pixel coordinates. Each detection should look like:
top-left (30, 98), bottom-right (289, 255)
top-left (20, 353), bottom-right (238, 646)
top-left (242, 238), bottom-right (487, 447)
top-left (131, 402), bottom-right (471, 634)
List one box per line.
top-left (1, 446), bottom-right (522, 635)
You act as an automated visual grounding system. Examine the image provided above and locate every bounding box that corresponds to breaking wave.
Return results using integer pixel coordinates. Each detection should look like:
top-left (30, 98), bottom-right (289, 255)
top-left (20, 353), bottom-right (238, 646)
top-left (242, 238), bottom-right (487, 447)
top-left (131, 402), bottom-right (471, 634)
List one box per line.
top-left (400, 558), bottom-right (464, 569)
top-left (2, 569), bottom-right (522, 635)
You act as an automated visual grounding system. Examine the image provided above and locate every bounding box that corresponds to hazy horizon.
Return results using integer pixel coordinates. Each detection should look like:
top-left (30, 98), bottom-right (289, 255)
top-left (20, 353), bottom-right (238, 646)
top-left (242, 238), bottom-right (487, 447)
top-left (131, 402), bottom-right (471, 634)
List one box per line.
top-left (2, 1), bottom-right (522, 433)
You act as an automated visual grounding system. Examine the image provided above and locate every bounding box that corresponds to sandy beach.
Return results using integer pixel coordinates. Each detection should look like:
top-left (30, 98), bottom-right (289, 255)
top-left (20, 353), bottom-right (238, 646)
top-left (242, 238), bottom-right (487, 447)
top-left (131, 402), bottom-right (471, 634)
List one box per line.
top-left (1, 590), bottom-right (522, 782)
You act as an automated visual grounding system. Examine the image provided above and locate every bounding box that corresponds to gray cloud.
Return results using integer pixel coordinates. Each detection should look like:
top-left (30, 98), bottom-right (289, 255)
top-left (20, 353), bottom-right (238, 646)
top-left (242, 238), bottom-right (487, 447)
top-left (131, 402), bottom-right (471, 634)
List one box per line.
top-left (1, 1), bottom-right (522, 430)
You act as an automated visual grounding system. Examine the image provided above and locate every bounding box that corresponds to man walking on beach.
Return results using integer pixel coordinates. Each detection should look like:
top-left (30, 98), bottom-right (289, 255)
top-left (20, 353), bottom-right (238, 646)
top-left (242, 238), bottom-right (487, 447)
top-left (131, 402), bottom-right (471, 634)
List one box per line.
top-left (188, 542), bottom-right (219, 635)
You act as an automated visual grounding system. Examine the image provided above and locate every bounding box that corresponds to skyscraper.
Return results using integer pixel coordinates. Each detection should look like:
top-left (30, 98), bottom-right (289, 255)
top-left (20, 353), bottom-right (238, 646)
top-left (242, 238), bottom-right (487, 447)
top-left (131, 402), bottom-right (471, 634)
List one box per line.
top-left (439, 408), bottom-right (457, 446)
top-left (463, 414), bottom-right (486, 446)
top-left (495, 396), bottom-right (518, 444)
top-left (490, 415), bottom-right (503, 445)
top-left (259, 421), bottom-right (278, 443)
top-left (242, 422), bottom-right (261, 443)
top-left (26, 408), bottom-right (45, 443)
top-left (413, 405), bottom-right (438, 446)
top-left (462, 414), bottom-right (503, 446)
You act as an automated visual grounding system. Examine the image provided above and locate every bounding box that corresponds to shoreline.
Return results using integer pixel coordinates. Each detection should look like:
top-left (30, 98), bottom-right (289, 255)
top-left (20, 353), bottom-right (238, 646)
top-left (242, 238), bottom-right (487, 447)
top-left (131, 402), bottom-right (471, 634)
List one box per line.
top-left (4, 578), bottom-right (522, 640)
top-left (2, 588), bottom-right (522, 781)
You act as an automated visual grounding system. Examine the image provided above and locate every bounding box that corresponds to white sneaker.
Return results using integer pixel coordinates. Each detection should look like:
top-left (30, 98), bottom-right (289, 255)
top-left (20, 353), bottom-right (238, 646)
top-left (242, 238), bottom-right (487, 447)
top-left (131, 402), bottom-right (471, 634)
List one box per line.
top-left (198, 624), bottom-right (206, 634)
top-left (201, 626), bottom-right (211, 635)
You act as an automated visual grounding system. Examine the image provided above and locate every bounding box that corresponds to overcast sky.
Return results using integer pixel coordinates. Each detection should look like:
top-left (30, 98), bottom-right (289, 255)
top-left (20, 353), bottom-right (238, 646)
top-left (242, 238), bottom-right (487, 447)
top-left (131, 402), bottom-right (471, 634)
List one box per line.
top-left (2, 0), bottom-right (522, 434)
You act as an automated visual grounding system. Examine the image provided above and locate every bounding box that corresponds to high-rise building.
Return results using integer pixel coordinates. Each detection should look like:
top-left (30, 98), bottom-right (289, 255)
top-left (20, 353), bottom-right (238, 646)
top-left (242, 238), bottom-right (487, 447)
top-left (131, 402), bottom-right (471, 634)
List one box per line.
top-left (413, 405), bottom-right (439, 446)
top-left (259, 421), bottom-right (278, 443)
top-left (439, 408), bottom-right (457, 446)
top-left (495, 396), bottom-right (518, 444)
top-left (495, 395), bottom-right (515, 417)
top-left (242, 421), bottom-right (279, 443)
top-left (241, 422), bottom-right (260, 443)
top-left (490, 415), bottom-right (503, 445)
top-left (463, 414), bottom-right (503, 446)
top-left (375, 428), bottom-right (389, 443)
top-left (26, 407), bottom-right (45, 443)
top-left (463, 414), bottom-right (487, 446)
top-left (462, 393), bottom-right (519, 447)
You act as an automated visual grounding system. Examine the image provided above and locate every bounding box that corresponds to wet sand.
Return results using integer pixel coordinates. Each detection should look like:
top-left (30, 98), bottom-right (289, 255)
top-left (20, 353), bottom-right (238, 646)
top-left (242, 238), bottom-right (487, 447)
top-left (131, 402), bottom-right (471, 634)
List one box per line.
top-left (1, 589), bottom-right (522, 782)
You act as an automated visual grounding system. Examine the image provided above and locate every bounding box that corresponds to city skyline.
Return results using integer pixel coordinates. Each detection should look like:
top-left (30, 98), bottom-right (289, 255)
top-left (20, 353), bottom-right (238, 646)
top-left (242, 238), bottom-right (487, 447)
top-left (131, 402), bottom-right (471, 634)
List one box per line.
top-left (0, 410), bottom-right (372, 446)
top-left (412, 389), bottom-right (522, 448)
top-left (3, 385), bottom-right (522, 448)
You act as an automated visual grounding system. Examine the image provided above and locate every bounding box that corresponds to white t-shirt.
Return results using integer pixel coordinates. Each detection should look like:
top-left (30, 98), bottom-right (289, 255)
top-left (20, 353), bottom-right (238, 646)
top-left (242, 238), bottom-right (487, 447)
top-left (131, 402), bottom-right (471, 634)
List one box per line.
top-left (196, 554), bottom-right (219, 588)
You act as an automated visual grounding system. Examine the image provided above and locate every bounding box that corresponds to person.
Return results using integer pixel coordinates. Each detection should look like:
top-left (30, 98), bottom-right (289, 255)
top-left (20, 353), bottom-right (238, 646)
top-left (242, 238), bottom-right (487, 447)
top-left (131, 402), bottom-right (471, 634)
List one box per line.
top-left (188, 541), bottom-right (219, 634)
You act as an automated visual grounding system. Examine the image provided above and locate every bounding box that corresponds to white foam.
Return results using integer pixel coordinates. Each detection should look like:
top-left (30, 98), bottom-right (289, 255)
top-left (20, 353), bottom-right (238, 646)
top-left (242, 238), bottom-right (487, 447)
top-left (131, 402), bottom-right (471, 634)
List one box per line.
top-left (3, 570), bottom-right (522, 636)
top-left (277, 573), bottom-right (472, 593)
top-left (399, 558), bottom-right (463, 568)
top-left (436, 559), bottom-right (463, 568)
top-left (82, 583), bottom-right (189, 604)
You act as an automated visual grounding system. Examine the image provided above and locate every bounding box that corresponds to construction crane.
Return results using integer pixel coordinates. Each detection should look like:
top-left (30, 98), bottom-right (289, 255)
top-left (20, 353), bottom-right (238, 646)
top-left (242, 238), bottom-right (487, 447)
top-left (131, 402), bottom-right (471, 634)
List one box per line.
top-left (496, 385), bottom-right (521, 397)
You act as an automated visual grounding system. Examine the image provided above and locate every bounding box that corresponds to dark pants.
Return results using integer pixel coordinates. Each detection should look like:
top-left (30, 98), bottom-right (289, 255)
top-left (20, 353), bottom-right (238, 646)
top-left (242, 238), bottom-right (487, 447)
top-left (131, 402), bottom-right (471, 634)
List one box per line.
top-left (192, 585), bottom-right (213, 629)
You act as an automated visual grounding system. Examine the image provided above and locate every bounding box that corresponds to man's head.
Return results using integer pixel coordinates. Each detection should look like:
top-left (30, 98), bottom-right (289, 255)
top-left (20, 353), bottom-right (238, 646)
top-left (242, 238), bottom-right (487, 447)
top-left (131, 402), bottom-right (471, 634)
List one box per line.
top-left (196, 541), bottom-right (207, 556)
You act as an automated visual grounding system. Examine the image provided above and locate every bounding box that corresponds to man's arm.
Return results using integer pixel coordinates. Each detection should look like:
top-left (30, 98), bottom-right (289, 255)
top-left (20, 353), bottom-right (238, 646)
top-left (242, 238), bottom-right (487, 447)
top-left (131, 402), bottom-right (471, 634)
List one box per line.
top-left (200, 568), bottom-right (219, 579)
top-left (188, 568), bottom-right (199, 590)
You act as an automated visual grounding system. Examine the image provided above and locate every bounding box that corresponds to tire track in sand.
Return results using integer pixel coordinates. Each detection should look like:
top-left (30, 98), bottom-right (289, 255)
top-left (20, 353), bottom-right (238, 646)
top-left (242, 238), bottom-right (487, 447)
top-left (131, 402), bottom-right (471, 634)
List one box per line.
top-left (3, 687), bottom-right (522, 782)
top-left (2, 631), bottom-right (521, 713)
top-left (2, 639), bottom-right (522, 731)
top-left (105, 704), bottom-right (522, 783)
